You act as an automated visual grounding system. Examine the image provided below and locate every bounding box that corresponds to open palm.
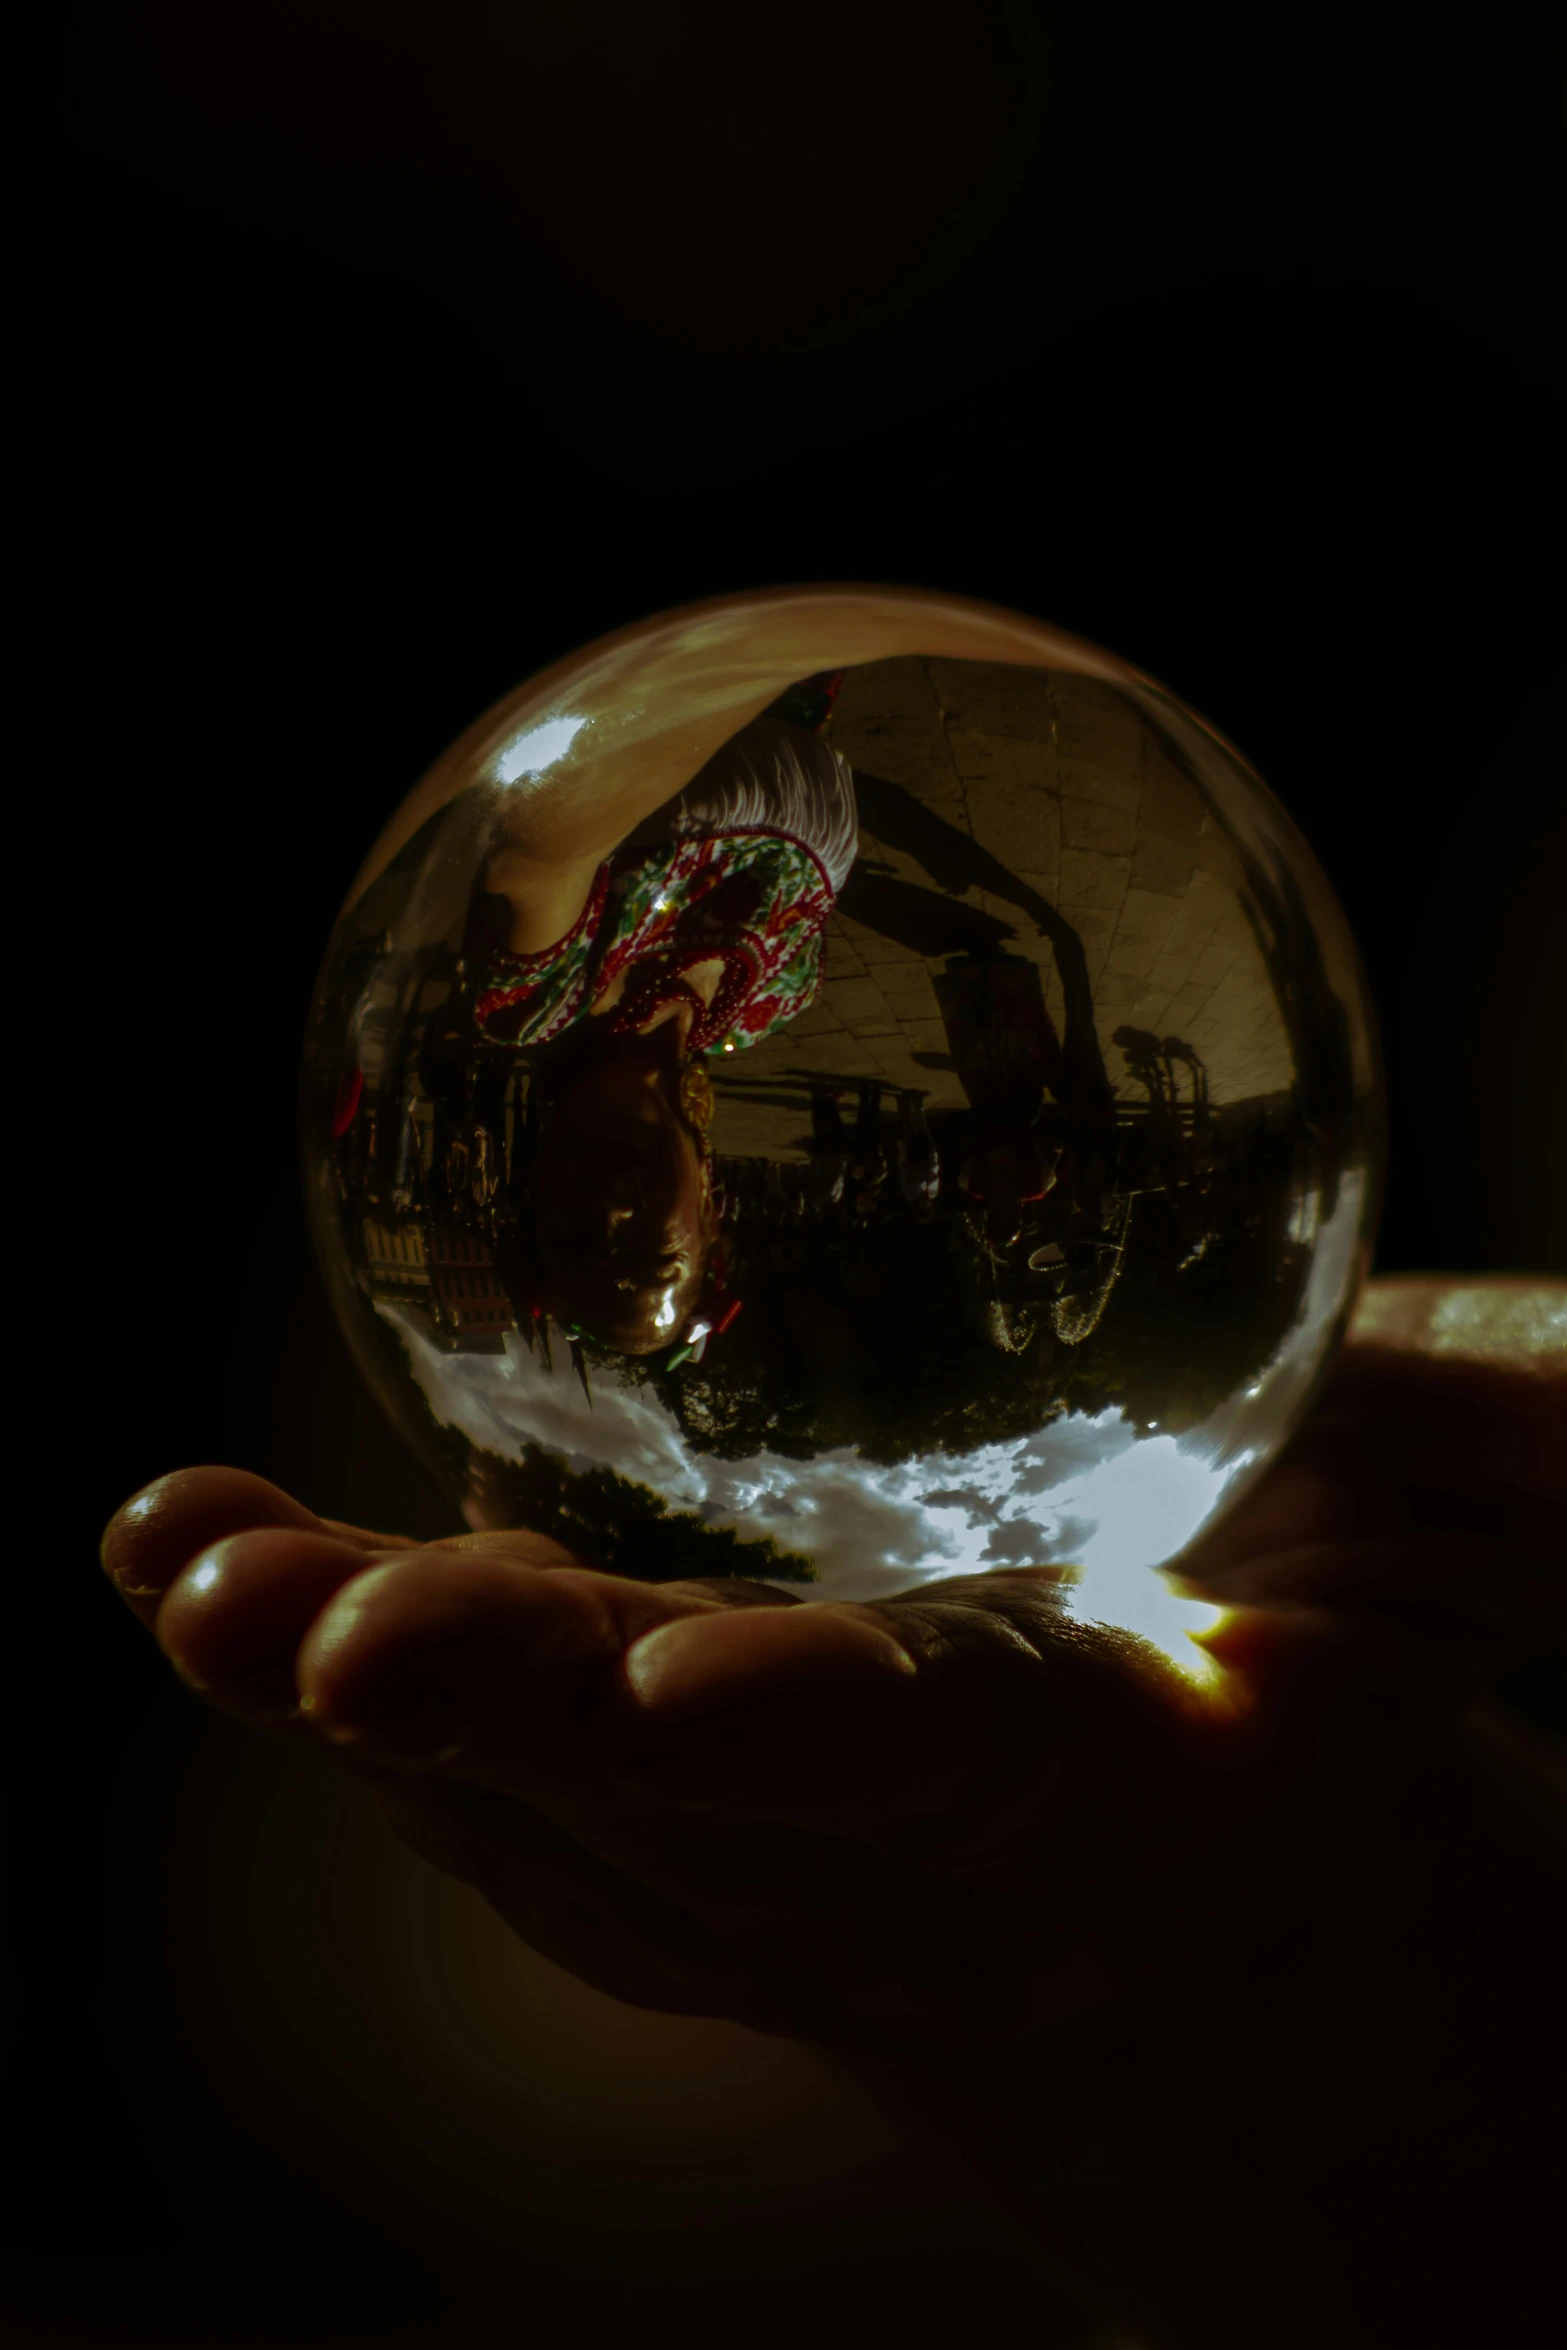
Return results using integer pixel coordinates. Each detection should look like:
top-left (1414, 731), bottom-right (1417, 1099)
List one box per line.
top-left (101, 1277), bottom-right (1565, 2059)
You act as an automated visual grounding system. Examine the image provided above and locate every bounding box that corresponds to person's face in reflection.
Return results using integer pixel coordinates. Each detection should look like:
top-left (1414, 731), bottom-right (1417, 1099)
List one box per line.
top-left (531, 1041), bottom-right (714, 1353)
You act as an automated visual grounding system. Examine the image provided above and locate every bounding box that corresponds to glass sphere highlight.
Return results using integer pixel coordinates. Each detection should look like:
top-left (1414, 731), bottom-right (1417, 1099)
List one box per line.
top-left (300, 584), bottom-right (1382, 1648)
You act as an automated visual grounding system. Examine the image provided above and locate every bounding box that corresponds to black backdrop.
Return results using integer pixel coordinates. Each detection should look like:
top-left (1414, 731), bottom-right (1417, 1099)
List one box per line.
top-left (10, 3), bottom-right (1566, 2343)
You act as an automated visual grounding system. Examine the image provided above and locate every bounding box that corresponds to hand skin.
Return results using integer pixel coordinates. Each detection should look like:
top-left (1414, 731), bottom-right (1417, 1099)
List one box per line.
top-left (101, 1276), bottom-right (1566, 2349)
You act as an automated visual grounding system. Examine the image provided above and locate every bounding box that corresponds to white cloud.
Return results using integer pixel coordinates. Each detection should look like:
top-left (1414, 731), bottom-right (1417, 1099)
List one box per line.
top-left (379, 1320), bottom-right (1242, 1611)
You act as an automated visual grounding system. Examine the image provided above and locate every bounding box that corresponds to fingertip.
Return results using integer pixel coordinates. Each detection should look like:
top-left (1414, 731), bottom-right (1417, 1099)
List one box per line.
top-left (155, 1528), bottom-right (388, 1718)
top-left (99, 1486), bottom-right (167, 1595)
top-left (290, 1552), bottom-right (525, 1757)
top-left (623, 1604), bottom-right (917, 1716)
top-left (101, 1466), bottom-right (325, 1625)
top-left (293, 1555), bottom-right (416, 1683)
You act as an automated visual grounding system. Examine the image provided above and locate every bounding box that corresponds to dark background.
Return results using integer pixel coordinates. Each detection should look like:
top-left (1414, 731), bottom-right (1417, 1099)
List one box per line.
top-left (9, 3), bottom-right (1565, 2342)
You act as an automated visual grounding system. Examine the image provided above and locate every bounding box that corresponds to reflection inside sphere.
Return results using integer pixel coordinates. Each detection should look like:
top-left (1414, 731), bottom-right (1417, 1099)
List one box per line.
top-left (303, 604), bottom-right (1381, 1651)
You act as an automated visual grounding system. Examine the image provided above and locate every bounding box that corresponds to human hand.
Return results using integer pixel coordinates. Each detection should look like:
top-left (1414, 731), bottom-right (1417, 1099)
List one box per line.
top-left (100, 1277), bottom-right (1565, 2055)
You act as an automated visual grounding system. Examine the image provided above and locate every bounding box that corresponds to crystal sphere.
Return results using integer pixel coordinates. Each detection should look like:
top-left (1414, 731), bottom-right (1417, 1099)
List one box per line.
top-left (301, 584), bottom-right (1382, 1640)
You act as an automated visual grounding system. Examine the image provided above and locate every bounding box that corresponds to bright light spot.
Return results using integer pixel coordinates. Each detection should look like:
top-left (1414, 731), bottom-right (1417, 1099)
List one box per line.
top-left (1085, 1569), bottom-right (1230, 1689)
top-left (1059, 1432), bottom-right (1252, 1690)
top-left (495, 715), bottom-right (589, 784)
top-left (187, 1559), bottom-right (222, 1595)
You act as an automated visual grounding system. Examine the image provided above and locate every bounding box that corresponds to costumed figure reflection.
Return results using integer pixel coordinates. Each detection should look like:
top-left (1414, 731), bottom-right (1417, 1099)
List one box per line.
top-left (463, 678), bottom-right (858, 1357)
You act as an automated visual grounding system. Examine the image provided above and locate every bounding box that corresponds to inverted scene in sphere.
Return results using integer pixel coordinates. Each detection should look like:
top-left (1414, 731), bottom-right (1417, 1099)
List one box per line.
top-left (301, 587), bottom-right (1381, 1638)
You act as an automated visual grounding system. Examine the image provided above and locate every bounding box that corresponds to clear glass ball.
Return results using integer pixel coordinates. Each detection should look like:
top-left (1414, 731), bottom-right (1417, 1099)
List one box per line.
top-left (301, 585), bottom-right (1382, 1652)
